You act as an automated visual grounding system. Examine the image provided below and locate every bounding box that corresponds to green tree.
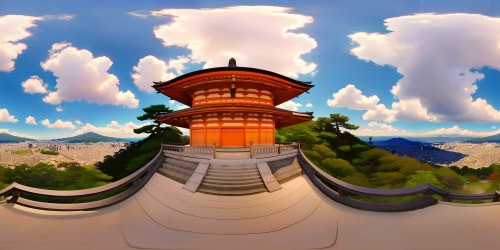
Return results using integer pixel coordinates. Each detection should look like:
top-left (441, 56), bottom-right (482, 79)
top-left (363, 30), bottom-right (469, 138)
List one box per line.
top-left (327, 113), bottom-right (359, 135)
top-left (405, 170), bottom-right (441, 188)
top-left (133, 104), bottom-right (183, 143)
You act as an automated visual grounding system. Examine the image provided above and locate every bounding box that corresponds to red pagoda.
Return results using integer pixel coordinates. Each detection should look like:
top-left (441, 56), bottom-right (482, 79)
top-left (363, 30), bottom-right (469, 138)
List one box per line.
top-left (153, 58), bottom-right (313, 147)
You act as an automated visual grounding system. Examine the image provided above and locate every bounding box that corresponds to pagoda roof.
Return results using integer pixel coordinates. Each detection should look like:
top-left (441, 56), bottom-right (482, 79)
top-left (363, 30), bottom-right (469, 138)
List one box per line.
top-left (152, 65), bottom-right (313, 107)
top-left (155, 104), bottom-right (313, 129)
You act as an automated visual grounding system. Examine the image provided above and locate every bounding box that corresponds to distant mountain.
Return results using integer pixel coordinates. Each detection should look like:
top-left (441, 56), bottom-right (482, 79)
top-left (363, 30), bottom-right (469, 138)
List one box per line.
top-left (373, 137), bottom-right (422, 147)
top-left (465, 134), bottom-right (500, 143)
top-left (0, 133), bottom-right (34, 143)
top-left (53, 132), bottom-right (129, 143)
top-left (360, 136), bottom-right (477, 143)
top-left (374, 137), bottom-right (466, 165)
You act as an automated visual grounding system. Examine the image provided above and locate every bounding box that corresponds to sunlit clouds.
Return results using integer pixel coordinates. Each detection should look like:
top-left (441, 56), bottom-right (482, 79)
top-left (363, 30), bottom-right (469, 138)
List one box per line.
top-left (0, 108), bottom-right (18, 123)
top-left (41, 42), bottom-right (139, 108)
top-left (0, 15), bottom-right (42, 72)
top-left (131, 55), bottom-right (189, 93)
top-left (151, 6), bottom-right (317, 78)
top-left (22, 75), bottom-right (48, 94)
top-left (349, 13), bottom-right (500, 122)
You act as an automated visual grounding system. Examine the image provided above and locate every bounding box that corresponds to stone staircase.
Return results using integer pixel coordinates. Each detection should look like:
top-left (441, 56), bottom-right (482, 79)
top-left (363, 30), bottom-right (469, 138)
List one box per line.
top-left (197, 162), bottom-right (267, 196)
top-left (157, 157), bottom-right (198, 184)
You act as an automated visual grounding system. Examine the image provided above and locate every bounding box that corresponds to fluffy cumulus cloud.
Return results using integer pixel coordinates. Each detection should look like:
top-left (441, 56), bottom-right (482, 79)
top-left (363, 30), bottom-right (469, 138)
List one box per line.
top-left (73, 121), bottom-right (150, 138)
top-left (277, 100), bottom-right (302, 111)
top-left (0, 15), bottom-right (42, 72)
top-left (22, 75), bottom-right (48, 94)
top-left (0, 108), bottom-right (18, 123)
top-left (305, 103), bottom-right (313, 108)
top-left (353, 121), bottom-right (409, 137)
top-left (41, 118), bottom-right (76, 129)
top-left (25, 116), bottom-right (37, 125)
top-left (151, 6), bottom-right (317, 78)
top-left (349, 13), bottom-right (500, 122)
top-left (41, 42), bottom-right (139, 108)
top-left (327, 84), bottom-right (380, 110)
top-left (131, 55), bottom-right (189, 93)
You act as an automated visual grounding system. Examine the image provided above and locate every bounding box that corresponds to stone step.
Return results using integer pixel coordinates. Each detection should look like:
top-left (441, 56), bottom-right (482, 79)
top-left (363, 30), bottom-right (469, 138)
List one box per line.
top-left (203, 174), bottom-right (262, 182)
top-left (199, 181), bottom-right (266, 190)
top-left (202, 178), bottom-right (263, 186)
top-left (197, 186), bottom-right (267, 196)
top-left (207, 168), bottom-right (259, 174)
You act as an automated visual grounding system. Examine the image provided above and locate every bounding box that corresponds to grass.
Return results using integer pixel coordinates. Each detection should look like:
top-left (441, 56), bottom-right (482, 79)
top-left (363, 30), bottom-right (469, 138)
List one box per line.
top-left (41, 149), bottom-right (59, 155)
top-left (14, 149), bottom-right (29, 155)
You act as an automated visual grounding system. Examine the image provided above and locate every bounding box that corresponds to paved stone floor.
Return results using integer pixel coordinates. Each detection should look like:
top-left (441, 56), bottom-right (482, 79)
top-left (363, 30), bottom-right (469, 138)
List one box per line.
top-left (1, 173), bottom-right (500, 249)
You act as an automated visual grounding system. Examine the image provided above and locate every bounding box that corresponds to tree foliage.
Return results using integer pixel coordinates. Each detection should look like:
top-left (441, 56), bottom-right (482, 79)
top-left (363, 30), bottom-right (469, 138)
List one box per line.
top-left (0, 162), bottom-right (112, 190)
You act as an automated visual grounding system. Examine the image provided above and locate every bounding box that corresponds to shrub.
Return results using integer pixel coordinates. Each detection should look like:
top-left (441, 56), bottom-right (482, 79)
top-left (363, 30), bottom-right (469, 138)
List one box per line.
top-left (41, 149), bottom-right (59, 155)
top-left (312, 144), bottom-right (337, 158)
top-left (320, 158), bottom-right (356, 178)
top-left (14, 150), bottom-right (29, 155)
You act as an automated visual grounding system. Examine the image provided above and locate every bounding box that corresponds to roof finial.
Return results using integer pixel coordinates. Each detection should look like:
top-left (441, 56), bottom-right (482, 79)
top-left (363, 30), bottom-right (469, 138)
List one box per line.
top-left (228, 58), bottom-right (237, 67)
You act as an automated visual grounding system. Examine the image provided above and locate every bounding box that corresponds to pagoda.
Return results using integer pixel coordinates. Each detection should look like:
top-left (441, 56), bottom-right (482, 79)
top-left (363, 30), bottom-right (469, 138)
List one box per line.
top-left (153, 58), bottom-right (313, 147)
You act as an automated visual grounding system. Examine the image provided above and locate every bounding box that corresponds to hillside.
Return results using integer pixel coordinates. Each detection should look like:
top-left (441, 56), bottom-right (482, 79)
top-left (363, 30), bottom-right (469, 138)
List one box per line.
top-left (53, 132), bottom-right (129, 143)
top-left (466, 134), bottom-right (500, 143)
top-left (374, 137), bottom-right (466, 165)
top-left (0, 133), bottom-right (34, 143)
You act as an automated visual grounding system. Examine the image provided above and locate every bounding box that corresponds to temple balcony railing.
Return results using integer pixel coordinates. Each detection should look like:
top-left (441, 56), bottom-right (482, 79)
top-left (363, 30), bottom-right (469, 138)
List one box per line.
top-left (296, 143), bottom-right (500, 212)
top-left (163, 144), bottom-right (215, 159)
top-left (251, 143), bottom-right (298, 158)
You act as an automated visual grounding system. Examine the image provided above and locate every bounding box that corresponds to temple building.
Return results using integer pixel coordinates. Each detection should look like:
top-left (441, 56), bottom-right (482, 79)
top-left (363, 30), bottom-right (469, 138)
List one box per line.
top-left (153, 58), bottom-right (313, 147)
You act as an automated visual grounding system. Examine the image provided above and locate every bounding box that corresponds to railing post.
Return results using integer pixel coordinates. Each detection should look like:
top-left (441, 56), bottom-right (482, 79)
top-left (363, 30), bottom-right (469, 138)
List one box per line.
top-left (278, 144), bottom-right (281, 154)
top-left (493, 191), bottom-right (500, 202)
top-left (212, 142), bottom-right (216, 159)
top-left (250, 141), bottom-right (254, 158)
top-left (7, 190), bottom-right (20, 203)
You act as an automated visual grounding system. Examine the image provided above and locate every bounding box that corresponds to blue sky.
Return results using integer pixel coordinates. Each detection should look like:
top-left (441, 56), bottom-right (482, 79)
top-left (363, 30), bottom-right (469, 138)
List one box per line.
top-left (0, 0), bottom-right (499, 139)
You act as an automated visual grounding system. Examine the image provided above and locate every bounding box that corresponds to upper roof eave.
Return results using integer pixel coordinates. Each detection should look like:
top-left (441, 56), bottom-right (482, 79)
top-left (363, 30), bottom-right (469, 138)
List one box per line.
top-left (152, 66), bottom-right (313, 90)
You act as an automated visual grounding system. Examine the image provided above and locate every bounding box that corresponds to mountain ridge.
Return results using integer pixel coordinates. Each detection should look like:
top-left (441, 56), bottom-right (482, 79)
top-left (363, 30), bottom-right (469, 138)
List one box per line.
top-left (0, 133), bottom-right (35, 143)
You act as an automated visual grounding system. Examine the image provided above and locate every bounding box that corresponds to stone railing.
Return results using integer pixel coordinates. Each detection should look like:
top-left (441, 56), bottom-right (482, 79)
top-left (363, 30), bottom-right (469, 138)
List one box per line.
top-left (297, 146), bottom-right (499, 212)
top-left (162, 144), bottom-right (215, 158)
top-left (0, 147), bottom-right (164, 211)
top-left (252, 143), bottom-right (298, 158)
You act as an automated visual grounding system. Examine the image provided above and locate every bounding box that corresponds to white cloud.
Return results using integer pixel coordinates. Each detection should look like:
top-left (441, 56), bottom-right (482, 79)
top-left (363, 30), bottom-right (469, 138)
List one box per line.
top-left (73, 121), bottom-right (150, 138)
top-left (350, 13), bottom-right (500, 122)
top-left (0, 128), bottom-right (36, 139)
top-left (56, 106), bottom-right (64, 112)
top-left (128, 11), bottom-right (149, 19)
top-left (41, 42), bottom-right (139, 108)
top-left (0, 108), bottom-right (18, 123)
top-left (354, 122), bottom-right (500, 138)
top-left (420, 126), bottom-right (500, 137)
top-left (42, 15), bottom-right (75, 21)
top-left (131, 55), bottom-right (189, 93)
top-left (353, 121), bottom-right (409, 137)
top-left (41, 118), bottom-right (76, 129)
top-left (25, 116), bottom-right (37, 125)
top-left (151, 6), bottom-right (317, 78)
top-left (21, 75), bottom-right (48, 94)
top-left (175, 104), bottom-right (189, 111)
top-left (277, 100), bottom-right (302, 111)
top-left (0, 15), bottom-right (42, 72)
top-left (327, 84), bottom-right (380, 110)
top-left (305, 103), bottom-right (313, 108)
top-left (75, 120), bottom-right (82, 125)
